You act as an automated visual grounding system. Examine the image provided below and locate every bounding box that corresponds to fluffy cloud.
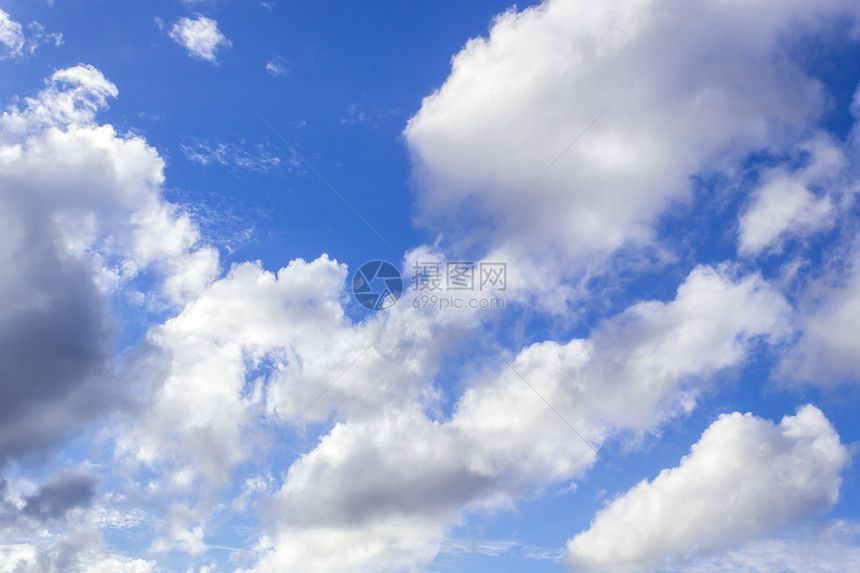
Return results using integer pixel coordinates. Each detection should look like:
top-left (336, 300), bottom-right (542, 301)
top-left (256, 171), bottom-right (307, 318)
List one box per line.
top-left (0, 470), bottom-right (155, 573)
top-left (0, 547), bottom-right (156, 573)
top-left (113, 253), bottom-right (467, 558)
top-left (580, 265), bottom-right (791, 428)
top-left (242, 264), bottom-right (790, 571)
top-left (0, 64), bottom-right (216, 463)
top-left (118, 257), bottom-right (354, 487)
top-left (779, 241), bottom-right (860, 385)
top-left (566, 405), bottom-right (849, 573)
top-left (738, 134), bottom-right (847, 254)
top-left (404, 0), bottom-right (860, 309)
top-left (21, 471), bottom-right (96, 522)
top-left (0, 521), bottom-right (157, 573)
top-left (3, 0), bottom-right (858, 569)
top-left (771, 88), bottom-right (860, 386)
top-left (0, 67), bottom-right (132, 462)
top-left (169, 16), bottom-right (231, 62)
top-left (0, 471), bottom-right (95, 527)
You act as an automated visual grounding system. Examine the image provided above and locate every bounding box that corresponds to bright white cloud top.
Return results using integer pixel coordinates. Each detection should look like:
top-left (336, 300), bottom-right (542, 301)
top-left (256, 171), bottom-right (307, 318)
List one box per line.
top-left (566, 405), bottom-right (849, 572)
top-left (404, 0), bottom-right (860, 310)
top-left (168, 15), bottom-right (231, 63)
top-left (0, 0), bottom-right (859, 572)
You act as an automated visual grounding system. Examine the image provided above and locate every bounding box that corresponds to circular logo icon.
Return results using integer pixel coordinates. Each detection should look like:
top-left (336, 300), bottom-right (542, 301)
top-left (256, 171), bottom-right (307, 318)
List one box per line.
top-left (352, 260), bottom-right (403, 311)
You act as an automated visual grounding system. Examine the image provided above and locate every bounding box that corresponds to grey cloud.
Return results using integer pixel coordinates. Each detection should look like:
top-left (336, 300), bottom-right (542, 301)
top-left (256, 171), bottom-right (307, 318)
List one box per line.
top-left (22, 470), bottom-right (96, 521)
top-left (0, 195), bottom-right (114, 464)
top-left (0, 478), bottom-right (20, 526)
top-left (0, 470), bottom-right (96, 537)
top-left (0, 65), bottom-right (167, 466)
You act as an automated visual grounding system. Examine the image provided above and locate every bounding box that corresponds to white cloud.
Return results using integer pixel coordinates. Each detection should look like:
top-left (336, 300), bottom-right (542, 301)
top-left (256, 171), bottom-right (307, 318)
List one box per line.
top-left (0, 10), bottom-right (24, 57)
top-left (440, 537), bottom-right (564, 561)
top-left (265, 56), bottom-right (288, 77)
top-left (180, 138), bottom-right (283, 171)
top-left (23, 21), bottom-right (63, 53)
top-left (2, 64), bottom-right (118, 132)
top-left (680, 521), bottom-right (860, 573)
top-left (779, 240), bottom-right (860, 385)
top-left (168, 16), bottom-right (231, 63)
top-left (738, 134), bottom-right (846, 255)
top-left (739, 176), bottom-right (833, 254)
top-left (341, 103), bottom-right (368, 125)
top-left (0, 545), bottom-right (157, 573)
top-left (403, 0), bottom-right (859, 310)
top-left (565, 405), bottom-right (849, 573)
top-left (241, 265), bottom-right (791, 571)
top-left (766, 82), bottom-right (860, 386)
top-left (578, 265), bottom-right (792, 429)
top-left (0, 64), bottom-right (217, 463)
top-left (0, 477), bottom-right (158, 573)
top-left (119, 257), bottom-right (351, 487)
top-left (0, 10), bottom-right (62, 59)
top-left (117, 254), bottom-right (459, 494)
top-left (244, 515), bottom-right (446, 573)
top-left (2, 1), bottom-right (858, 569)
top-left (0, 546), bottom-right (157, 573)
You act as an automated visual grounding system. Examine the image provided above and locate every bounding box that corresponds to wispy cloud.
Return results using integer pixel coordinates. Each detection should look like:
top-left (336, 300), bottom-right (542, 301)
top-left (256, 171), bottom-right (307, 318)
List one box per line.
top-left (440, 538), bottom-right (564, 561)
top-left (0, 10), bottom-right (24, 56)
top-left (180, 138), bottom-right (284, 172)
top-left (341, 103), bottom-right (369, 125)
top-left (265, 56), bottom-right (289, 77)
top-left (0, 9), bottom-right (62, 59)
top-left (341, 103), bottom-right (400, 126)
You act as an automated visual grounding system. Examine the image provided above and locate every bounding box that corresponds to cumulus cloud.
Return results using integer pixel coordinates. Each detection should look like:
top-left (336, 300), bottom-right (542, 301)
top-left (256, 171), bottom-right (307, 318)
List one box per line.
top-left (738, 134), bottom-right (846, 254)
top-left (22, 471), bottom-right (96, 522)
top-left (565, 405), bottom-right (849, 573)
top-left (0, 63), bottom-right (222, 568)
top-left (117, 254), bottom-right (459, 494)
top-left (0, 64), bottom-right (217, 464)
top-left (403, 0), bottom-right (860, 310)
top-left (0, 67), bottom-right (127, 462)
top-left (241, 264), bottom-right (791, 571)
top-left (168, 16), bottom-right (231, 62)
top-left (0, 494), bottom-right (157, 573)
top-left (0, 470), bottom-right (155, 572)
top-left (3, 0), bottom-right (859, 569)
top-left (772, 87), bottom-right (860, 386)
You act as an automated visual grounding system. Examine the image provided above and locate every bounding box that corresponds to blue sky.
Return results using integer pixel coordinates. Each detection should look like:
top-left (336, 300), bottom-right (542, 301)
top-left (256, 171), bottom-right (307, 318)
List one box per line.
top-left (1, 1), bottom-right (860, 572)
